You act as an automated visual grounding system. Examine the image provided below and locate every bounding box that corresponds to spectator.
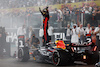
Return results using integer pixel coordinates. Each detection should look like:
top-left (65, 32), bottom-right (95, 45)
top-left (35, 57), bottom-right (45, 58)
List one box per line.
top-left (65, 8), bottom-right (71, 26)
top-left (73, 5), bottom-right (77, 10)
top-left (93, 7), bottom-right (99, 16)
top-left (84, 5), bottom-right (91, 14)
top-left (89, 5), bottom-right (93, 13)
top-left (0, 0), bottom-right (99, 9)
top-left (56, 9), bottom-right (63, 28)
top-left (65, 24), bottom-right (71, 43)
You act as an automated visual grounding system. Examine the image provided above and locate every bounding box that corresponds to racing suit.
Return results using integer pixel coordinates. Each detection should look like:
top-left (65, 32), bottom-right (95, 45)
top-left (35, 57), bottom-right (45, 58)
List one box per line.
top-left (39, 7), bottom-right (50, 46)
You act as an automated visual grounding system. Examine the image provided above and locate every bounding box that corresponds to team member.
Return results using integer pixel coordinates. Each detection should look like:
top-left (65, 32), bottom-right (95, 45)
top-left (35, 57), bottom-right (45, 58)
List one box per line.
top-left (26, 26), bottom-right (35, 46)
top-left (78, 24), bottom-right (85, 44)
top-left (29, 26), bottom-right (35, 39)
top-left (26, 26), bottom-right (35, 40)
top-left (85, 23), bottom-right (92, 34)
top-left (30, 34), bottom-right (40, 60)
top-left (17, 25), bottom-right (26, 36)
top-left (30, 34), bottom-right (40, 49)
top-left (48, 24), bottom-right (54, 42)
top-left (39, 26), bottom-right (44, 38)
top-left (94, 24), bottom-right (100, 50)
top-left (65, 24), bottom-right (71, 43)
top-left (39, 26), bottom-right (44, 45)
top-left (71, 24), bottom-right (79, 43)
top-left (90, 26), bottom-right (96, 44)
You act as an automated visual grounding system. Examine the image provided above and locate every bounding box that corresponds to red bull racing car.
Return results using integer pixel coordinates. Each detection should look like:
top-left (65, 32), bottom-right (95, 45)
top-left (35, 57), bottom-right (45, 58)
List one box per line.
top-left (17, 34), bottom-right (99, 66)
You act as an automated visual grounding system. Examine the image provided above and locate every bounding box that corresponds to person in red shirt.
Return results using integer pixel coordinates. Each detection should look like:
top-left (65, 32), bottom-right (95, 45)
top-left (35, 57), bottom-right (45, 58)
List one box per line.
top-left (89, 26), bottom-right (96, 44)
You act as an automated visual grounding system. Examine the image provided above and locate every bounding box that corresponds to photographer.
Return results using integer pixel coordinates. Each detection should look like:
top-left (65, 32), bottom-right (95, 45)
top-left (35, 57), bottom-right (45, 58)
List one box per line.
top-left (30, 34), bottom-right (40, 49)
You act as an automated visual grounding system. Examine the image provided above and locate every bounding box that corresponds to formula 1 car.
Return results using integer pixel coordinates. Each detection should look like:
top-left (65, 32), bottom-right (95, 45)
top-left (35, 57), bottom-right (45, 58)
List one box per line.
top-left (17, 34), bottom-right (99, 66)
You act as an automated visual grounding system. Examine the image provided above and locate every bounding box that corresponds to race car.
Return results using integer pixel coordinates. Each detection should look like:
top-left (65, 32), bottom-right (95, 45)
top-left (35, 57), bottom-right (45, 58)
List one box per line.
top-left (18, 38), bottom-right (74, 65)
top-left (17, 34), bottom-right (99, 66)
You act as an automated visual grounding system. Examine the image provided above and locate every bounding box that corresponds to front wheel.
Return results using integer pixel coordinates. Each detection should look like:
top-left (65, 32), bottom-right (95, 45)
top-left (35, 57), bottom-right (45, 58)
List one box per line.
top-left (18, 47), bottom-right (29, 62)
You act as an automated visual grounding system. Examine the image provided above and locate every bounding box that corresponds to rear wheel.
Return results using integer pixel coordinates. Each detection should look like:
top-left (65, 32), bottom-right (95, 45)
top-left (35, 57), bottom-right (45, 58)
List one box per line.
top-left (18, 47), bottom-right (29, 62)
top-left (52, 50), bottom-right (73, 66)
top-left (85, 51), bottom-right (99, 64)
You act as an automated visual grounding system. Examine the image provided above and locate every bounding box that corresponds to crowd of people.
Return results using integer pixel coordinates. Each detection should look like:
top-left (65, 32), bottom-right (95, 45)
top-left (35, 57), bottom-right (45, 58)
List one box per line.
top-left (38, 23), bottom-right (100, 50)
top-left (65, 23), bottom-right (100, 50)
top-left (17, 22), bottom-right (100, 50)
top-left (0, 1), bottom-right (99, 28)
top-left (0, 0), bottom-right (95, 9)
top-left (17, 23), bottom-right (54, 48)
top-left (54, 3), bottom-right (100, 27)
top-left (0, 0), bottom-right (99, 30)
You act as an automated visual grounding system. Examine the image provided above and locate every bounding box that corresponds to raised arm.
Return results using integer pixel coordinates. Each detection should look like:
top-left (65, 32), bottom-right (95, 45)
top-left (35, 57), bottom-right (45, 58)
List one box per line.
top-left (39, 7), bottom-right (44, 16)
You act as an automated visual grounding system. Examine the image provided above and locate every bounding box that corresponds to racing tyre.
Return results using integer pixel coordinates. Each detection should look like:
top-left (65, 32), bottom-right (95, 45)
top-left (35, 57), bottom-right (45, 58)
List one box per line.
top-left (18, 47), bottom-right (29, 62)
top-left (52, 50), bottom-right (73, 66)
top-left (85, 51), bottom-right (99, 65)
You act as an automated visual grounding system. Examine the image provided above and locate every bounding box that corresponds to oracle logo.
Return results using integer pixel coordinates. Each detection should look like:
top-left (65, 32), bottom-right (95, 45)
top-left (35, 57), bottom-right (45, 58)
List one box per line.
top-left (54, 33), bottom-right (67, 41)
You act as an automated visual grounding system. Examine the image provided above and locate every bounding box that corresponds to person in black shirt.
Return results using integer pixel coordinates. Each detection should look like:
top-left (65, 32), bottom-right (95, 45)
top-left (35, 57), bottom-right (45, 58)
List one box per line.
top-left (30, 34), bottom-right (40, 48)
